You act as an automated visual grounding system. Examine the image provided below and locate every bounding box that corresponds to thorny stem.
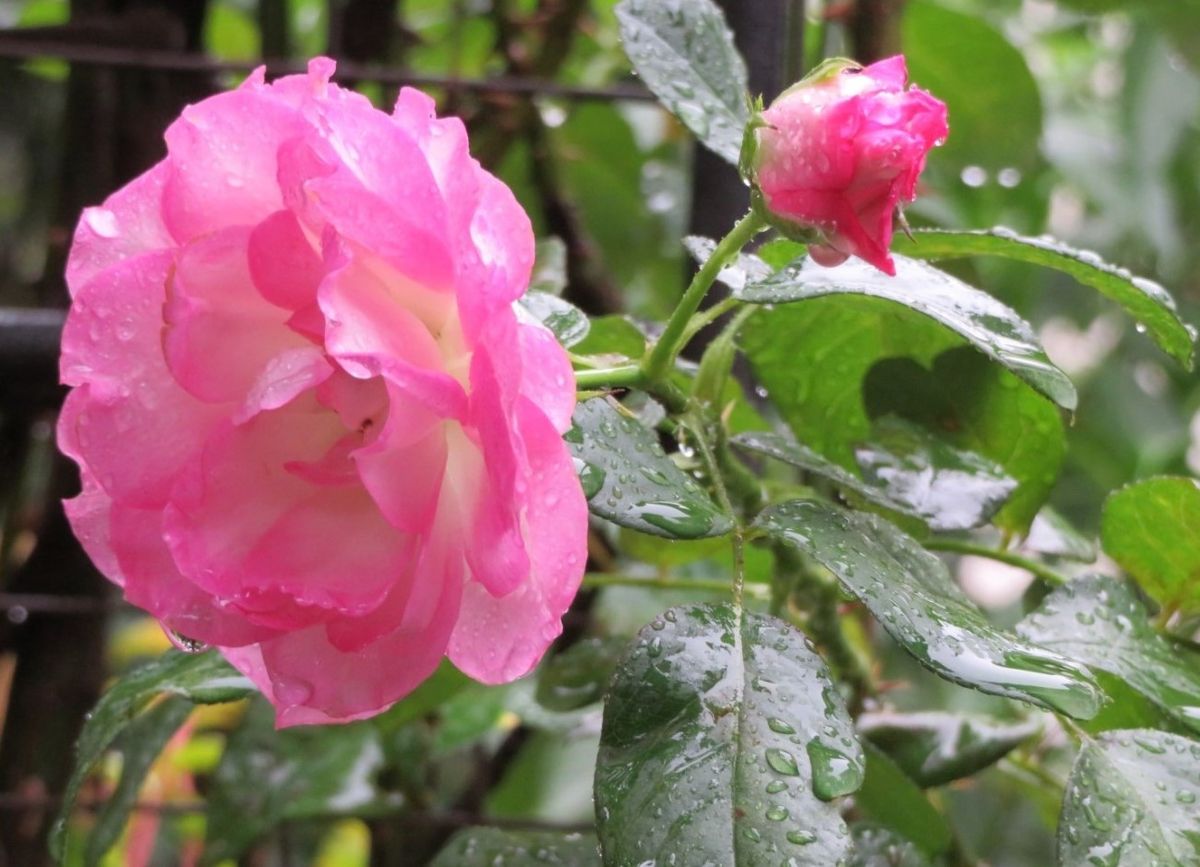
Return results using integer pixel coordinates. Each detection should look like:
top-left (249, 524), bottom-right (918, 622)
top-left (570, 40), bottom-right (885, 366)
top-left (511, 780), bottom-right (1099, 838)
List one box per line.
top-left (923, 538), bottom-right (1070, 587)
top-left (641, 211), bottom-right (766, 383)
top-left (687, 415), bottom-right (747, 608)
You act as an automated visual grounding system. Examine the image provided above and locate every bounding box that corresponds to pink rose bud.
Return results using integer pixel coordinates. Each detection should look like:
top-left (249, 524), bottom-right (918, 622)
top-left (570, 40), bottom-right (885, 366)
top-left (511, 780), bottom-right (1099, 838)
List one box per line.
top-left (58, 59), bottom-right (588, 726)
top-left (745, 56), bottom-right (949, 276)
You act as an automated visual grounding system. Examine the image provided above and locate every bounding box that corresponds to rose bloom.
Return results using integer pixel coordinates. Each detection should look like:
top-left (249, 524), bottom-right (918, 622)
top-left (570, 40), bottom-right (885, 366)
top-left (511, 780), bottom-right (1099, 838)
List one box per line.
top-left (749, 56), bottom-right (949, 275)
top-left (59, 58), bottom-right (587, 725)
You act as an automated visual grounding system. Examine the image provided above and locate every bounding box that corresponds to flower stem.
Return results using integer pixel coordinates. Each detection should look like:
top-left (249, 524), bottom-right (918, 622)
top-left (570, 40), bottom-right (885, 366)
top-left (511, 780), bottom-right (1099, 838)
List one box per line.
top-left (573, 365), bottom-right (644, 392)
top-left (923, 538), bottom-right (1069, 586)
top-left (640, 211), bottom-right (765, 383)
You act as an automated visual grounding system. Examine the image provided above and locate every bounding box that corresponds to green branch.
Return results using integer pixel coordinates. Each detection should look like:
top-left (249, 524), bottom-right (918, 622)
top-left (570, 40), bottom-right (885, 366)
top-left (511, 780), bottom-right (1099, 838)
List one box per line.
top-left (640, 211), bottom-right (765, 383)
top-left (924, 538), bottom-right (1070, 586)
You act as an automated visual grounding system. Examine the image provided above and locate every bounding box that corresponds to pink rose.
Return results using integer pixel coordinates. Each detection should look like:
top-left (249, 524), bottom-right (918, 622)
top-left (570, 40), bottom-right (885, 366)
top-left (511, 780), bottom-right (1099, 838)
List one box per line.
top-left (748, 56), bottom-right (948, 275)
top-left (58, 59), bottom-right (587, 726)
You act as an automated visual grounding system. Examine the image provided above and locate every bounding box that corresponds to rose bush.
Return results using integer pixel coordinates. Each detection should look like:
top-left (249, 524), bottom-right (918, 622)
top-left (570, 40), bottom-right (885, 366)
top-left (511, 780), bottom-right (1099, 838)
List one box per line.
top-left (58, 58), bottom-right (587, 726)
top-left (746, 55), bottom-right (949, 275)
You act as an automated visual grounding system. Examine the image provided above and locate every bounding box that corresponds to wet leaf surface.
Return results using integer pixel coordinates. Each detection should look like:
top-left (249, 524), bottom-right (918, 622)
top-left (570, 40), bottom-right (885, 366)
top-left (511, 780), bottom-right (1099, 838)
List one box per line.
top-left (519, 291), bottom-right (591, 347)
top-left (847, 823), bottom-right (934, 867)
top-left (430, 829), bottom-right (602, 866)
top-left (1018, 574), bottom-right (1200, 735)
top-left (1058, 729), bottom-right (1200, 866)
top-left (755, 499), bottom-right (1102, 718)
top-left (568, 397), bottom-right (733, 539)
top-left (1025, 507), bottom-right (1098, 562)
top-left (858, 710), bottom-right (1040, 787)
top-left (892, 227), bottom-right (1197, 368)
top-left (734, 419), bottom-right (1016, 532)
top-left (615, 0), bottom-right (750, 164)
top-left (536, 637), bottom-right (627, 712)
top-left (737, 253), bottom-right (1076, 411)
top-left (51, 651), bottom-right (253, 860)
top-left (595, 603), bottom-right (862, 865)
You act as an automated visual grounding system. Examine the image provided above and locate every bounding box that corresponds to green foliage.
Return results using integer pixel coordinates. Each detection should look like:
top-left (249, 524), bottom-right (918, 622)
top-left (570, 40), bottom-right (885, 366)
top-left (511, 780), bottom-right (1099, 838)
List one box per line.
top-left (755, 500), bottom-right (1102, 717)
top-left (429, 829), bottom-right (601, 866)
top-left (1018, 574), bottom-right (1200, 734)
top-left (595, 603), bottom-right (861, 865)
top-left (859, 710), bottom-right (1040, 788)
top-left (1102, 477), bottom-right (1200, 615)
top-left (567, 397), bottom-right (733, 537)
top-left (51, 651), bottom-right (254, 861)
top-left (614, 0), bottom-right (749, 164)
top-left (1058, 730), bottom-right (1200, 865)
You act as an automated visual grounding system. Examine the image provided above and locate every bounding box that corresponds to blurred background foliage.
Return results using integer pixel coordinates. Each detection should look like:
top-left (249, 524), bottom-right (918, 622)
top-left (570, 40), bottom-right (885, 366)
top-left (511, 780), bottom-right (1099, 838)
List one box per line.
top-left (0, 1), bottom-right (1197, 865)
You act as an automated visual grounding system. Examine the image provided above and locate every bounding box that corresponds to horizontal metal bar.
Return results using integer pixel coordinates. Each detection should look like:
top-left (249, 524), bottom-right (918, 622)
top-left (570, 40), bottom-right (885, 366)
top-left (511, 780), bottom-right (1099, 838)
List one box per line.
top-left (0, 36), bottom-right (654, 103)
top-left (0, 307), bottom-right (64, 367)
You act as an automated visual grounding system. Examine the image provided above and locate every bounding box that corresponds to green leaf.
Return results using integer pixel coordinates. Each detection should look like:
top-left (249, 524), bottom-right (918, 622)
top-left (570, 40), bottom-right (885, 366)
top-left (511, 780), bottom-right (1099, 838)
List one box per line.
top-left (532, 236), bottom-right (569, 296)
top-left (863, 351), bottom-right (1066, 533)
top-left (854, 742), bottom-right (952, 857)
top-left (859, 710), bottom-right (1040, 787)
top-left (595, 603), bottom-right (862, 865)
top-left (567, 397), bottom-right (733, 538)
top-left (614, 0), bottom-right (750, 165)
top-left (373, 659), bottom-right (473, 734)
top-left (847, 823), bottom-right (933, 867)
top-left (1058, 729), bottom-right (1200, 866)
top-left (1101, 477), bottom-right (1200, 615)
top-left (854, 416), bottom-right (1017, 532)
top-left (891, 228), bottom-right (1197, 369)
top-left (519, 291), bottom-right (591, 347)
top-left (536, 637), bottom-right (626, 712)
top-left (571, 315), bottom-right (648, 361)
top-left (51, 650), bottom-right (253, 859)
top-left (1025, 507), bottom-right (1098, 563)
top-left (754, 500), bottom-right (1102, 718)
top-left (83, 697), bottom-right (193, 867)
top-left (202, 699), bottom-right (388, 864)
top-left (738, 253), bottom-right (1076, 411)
top-left (734, 420), bottom-right (1016, 532)
top-left (1017, 574), bottom-right (1200, 736)
top-left (430, 829), bottom-right (602, 866)
top-left (904, 0), bottom-right (1042, 170)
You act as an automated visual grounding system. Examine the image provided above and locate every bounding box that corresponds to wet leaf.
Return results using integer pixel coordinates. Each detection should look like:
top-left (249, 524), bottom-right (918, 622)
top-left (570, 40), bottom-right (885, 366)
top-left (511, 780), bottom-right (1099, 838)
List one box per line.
top-left (571, 315), bottom-right (648, 361)
top-left (51, 650), bottom-right (253, 860)
top-left (1018, 574), bottom-right (1200, 735)
top-left (536, 637), bottom-right (627, 712)
top-left (734, 420), bottom-right (1016, 532)
top-left (430, 829), bottom-right (601, 866)
top-left (904, 0), bottom-right (1042, 171)
top-left (519, 291), bottom-right (590, 347)
top-left (859, 710), bottom-right (1040, 787)
top-left (1101, 476), bottom-right (1200, 615)
top-left (863, 351), bottom-right (1066, 534)
top-left (892, 228), bottom-right (1196, 369)
top-left (83, 697), bottom-right (193, 867)
top-left (1058, 729), bottom-right (1200, 866)
top-left (737, 253), bottom-right (1076, 411)
top-left (854, 742), bottom-right (952, 857)
top-left (755, 500), bottom-right (1102, 718)
top-left (615, 0), bottom-right (750, 164)
top-left (743, 309), bottom-right (1065, 534)
top-left (847, 823), bottom-right (933, 867)
top-left (567, 397), bottom-right (733, 539)
top-left (1025, 507), bottom-right (1098, 562)
top-left (531, 236), bottom-right (569, 296)
top-left (595, 603), bottom-right (862, 865)
top-left (202, 699), bottom-right (388, 864)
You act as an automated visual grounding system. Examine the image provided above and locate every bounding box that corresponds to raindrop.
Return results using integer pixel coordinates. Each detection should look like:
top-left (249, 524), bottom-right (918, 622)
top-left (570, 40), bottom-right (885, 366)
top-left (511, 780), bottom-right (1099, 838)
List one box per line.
top-left (786, 830), bottom-right (816, 846)
top-left (166, 628), bottom-right (209, 654)
top-left (765, 748), bottom-right (800, 776)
